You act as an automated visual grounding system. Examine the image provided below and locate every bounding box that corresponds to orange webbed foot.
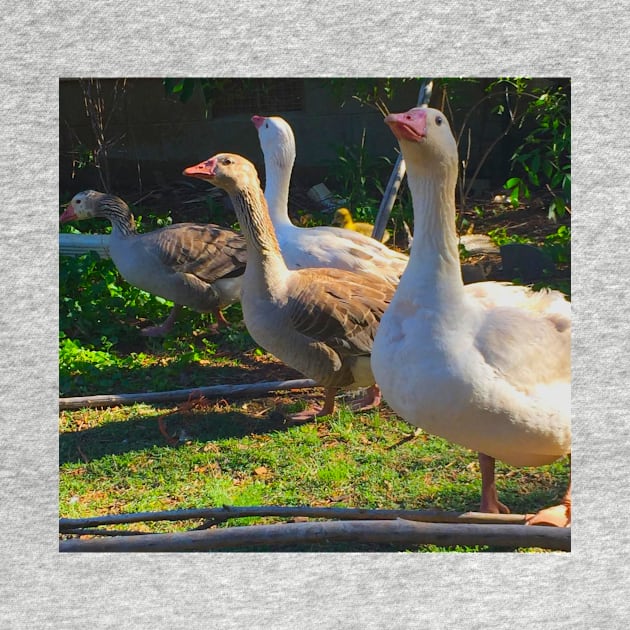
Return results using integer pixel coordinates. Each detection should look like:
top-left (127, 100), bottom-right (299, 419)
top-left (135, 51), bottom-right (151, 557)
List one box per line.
top-left (526, 499), bottom-right (571, 527)
top-left (349, 385), bottom-right (382, 413)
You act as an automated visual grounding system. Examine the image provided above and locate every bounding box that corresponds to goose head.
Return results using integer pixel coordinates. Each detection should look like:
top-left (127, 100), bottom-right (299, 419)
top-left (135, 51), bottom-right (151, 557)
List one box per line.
top-left (251, 115), bottom-right (296, 170)
top-left (384, 107), bottom-right (460, 275)
top-left (385, 107), bottom-right (458, 183)
top-left (60, 189), bottom-right (117, 223)
top-left (183, 153), bottom-right (261, 195)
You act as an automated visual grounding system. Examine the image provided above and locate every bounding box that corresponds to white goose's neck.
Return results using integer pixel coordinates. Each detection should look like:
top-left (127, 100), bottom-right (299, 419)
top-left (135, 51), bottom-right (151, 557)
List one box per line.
top-left (263, 151), bottom-right (295, 230)
top-left (404, 159), bottom-right (464, 305)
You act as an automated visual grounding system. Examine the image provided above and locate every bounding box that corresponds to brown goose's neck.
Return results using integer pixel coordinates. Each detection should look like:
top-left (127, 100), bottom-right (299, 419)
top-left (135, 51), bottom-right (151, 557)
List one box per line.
top-left (228, 184), bottom-right (285, 270)
top-left (97, 196), bottom-right (137, 237)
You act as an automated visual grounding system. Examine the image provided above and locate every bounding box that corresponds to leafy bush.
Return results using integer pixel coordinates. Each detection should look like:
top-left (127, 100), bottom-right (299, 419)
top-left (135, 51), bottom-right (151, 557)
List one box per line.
top-left (488, 225), bottom-right (571, 267)
top-left (502, 82), bottom-right (570, 220)
top-left (324, 134), bottom-right (394, 221)
top-left (333, 77), bottom-right (570, 224)
top-left (60, 250), bottom-right (170, 347)
top-left (542, 225), bottom-right (571, 265)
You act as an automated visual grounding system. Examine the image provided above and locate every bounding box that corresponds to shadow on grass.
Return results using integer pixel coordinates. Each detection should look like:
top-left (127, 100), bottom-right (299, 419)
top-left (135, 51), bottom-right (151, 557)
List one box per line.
top-left (500, 475), bottom-right (570, 518)
top-left (60, 362), bottom-right (245, 398)
top-left (60, 351), bottom-right (302, 398)
top-left (59, 407), bottom-right (296, 466)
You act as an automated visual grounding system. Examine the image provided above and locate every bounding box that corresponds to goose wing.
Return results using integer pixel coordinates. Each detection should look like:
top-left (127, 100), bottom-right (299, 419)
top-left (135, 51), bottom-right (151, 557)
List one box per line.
top-left (286, 268), bottom-right (395, 357)
top-left (146, 223), bottom-right (247, 281)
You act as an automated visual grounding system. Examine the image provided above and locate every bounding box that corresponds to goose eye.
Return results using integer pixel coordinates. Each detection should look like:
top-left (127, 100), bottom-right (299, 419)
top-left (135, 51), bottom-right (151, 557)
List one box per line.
top-left (435, 116), bottom-right (443, 126)
top-left (265, 122), bottom-right (269, 129)
top-left (223, 157), bottom-right (233, 165)
top-left (76, 199), bottom-right (82, 204)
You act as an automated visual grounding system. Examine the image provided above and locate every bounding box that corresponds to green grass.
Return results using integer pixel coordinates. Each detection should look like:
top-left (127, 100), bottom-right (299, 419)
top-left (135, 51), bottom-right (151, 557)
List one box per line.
top-left (59, 402), bottom-right (570, 551)
top-left (59, 202), bottom-right (570, 552)
top-left (59, 326), bottom-right (259, 397)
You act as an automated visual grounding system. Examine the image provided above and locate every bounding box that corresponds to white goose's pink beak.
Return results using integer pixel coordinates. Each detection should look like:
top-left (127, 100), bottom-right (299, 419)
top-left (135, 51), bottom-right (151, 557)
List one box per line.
top-left (59, 204), bottom-right (77, 223)
top-left (251, 115), bottom-right (266, 130)
top-left (183, 157), bottom-right (218, 181)
top-left (385, 108), bottom-right (427, 142)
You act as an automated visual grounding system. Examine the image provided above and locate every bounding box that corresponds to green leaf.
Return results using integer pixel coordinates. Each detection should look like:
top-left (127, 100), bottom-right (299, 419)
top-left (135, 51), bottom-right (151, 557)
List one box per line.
top-left (531, 152), bottom-right (540, 174)
top-left (163, 78), bottom-right (183, 94)
top-left (525, 167), bottom-right (539, 187)
top-left (180, 78), bottom-right (196, 103)
top-left (553, 196), bottom-right (566, 218)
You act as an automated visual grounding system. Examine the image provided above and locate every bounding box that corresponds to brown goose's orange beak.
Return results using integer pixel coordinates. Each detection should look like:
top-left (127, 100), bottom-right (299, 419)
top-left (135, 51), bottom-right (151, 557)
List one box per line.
top-left (182, 157), bottom-right (217, 181)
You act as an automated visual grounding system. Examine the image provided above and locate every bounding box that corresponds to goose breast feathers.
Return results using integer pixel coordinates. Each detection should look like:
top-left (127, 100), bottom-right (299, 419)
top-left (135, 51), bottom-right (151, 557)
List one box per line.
top-left (371, 107), bottom-right (571, 467)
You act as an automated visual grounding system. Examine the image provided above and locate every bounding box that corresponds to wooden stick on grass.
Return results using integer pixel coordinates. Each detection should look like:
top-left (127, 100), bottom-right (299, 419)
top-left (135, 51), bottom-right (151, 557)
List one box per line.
top-left (59, 378), bottom-right (318, 410)
top-left (59, 519), bottom-right (570, 552)
top-left (59, 505), bottom-right (530, 532)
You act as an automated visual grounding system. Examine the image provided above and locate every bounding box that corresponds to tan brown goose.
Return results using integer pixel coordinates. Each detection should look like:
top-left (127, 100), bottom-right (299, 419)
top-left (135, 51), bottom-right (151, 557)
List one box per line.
top-left (183, 154), bottom-right (395, 421)
top-left (60, 190), bottom-right (247, 336)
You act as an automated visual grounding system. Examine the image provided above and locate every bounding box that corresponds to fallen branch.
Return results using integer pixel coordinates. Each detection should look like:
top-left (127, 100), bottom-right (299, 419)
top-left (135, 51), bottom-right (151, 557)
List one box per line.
top-left (61, 528), bottom-right (150, 537)
top-left (59, 378), bottom-right (317, 410)
top-left (59, 519), bottom-right (570, 552)
top-left (60, 505), bottom-right (530, 532)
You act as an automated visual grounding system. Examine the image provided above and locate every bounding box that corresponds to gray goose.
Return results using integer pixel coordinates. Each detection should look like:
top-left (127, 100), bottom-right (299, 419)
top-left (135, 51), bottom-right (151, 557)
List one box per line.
top-left (60, 190), bottom-right (247, 336)
top-left (183, 154), bottom-right (395, 421)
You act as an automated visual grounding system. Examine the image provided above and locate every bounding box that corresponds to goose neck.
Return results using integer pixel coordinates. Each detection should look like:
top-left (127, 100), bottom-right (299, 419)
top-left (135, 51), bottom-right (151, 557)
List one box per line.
top-left (263, 154), bottom-right (294, 229)
top-left (406, 161), bottom-right (464, 299)
top-left (229, 185), bottom-right (287, 275)
top-left (101, 200), bottom-right (136, 237)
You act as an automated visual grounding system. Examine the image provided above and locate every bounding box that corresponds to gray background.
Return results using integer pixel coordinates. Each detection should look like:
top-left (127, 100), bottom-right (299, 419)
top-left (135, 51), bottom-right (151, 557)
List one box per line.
top-left (1, 0), bottom-right (626, 627)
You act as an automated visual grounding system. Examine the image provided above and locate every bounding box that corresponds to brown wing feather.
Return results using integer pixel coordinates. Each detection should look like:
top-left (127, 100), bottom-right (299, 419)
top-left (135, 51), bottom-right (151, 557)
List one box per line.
top-left (149, 224), bottom-right (247, 281)
top-left (286, 268), bottom-right (395, 358)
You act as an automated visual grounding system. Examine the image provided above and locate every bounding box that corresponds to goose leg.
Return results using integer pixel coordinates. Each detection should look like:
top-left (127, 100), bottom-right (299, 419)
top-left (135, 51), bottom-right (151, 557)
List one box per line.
top-left (214, 308), bottom-right (230, 327)
top-left (141, 304), bottom-right (183, 337)
top-left (350, 384), bottom-right (382, 412)
top-left (207, 307), bottom-right (231, 334)
top-left (289, 387), bottom-right (337, 422)
top-left (478, 453), bottom-right (511, 514)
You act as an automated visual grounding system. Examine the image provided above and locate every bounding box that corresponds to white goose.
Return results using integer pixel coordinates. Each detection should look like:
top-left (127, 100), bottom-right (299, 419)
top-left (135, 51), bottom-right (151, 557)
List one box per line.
top-left (60, 190), bottom-right (247, 336)
top-left (371, 107), bottom-right (571, 526)
top-left (251, 115), bottom-right (408, 284)
top-left (183, 154), bottom-right (395, 421)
